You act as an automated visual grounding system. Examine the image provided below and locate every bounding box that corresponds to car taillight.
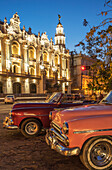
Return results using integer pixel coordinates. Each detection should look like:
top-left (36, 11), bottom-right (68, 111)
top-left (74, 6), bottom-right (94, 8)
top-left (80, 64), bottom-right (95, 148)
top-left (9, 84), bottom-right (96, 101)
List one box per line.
top-left (11, 112), bottom-right (15, 116)
top-left (9, 112), bottom-right (15, 116)
top-left (49, 111), bottom-right (52, 120)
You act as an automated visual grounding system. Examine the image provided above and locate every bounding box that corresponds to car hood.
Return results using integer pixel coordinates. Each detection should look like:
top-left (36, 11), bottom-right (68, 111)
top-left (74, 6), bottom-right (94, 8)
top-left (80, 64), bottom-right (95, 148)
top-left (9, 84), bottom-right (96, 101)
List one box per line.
top-left (12, 102), bottom-right (58, 111)
top-left (53, 104), bottom-right (112, 126)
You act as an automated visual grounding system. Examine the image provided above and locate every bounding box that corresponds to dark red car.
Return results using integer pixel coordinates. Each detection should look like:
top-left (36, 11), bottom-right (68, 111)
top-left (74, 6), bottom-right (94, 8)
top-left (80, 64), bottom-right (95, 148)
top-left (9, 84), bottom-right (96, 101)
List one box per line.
top-left (3, 92), bottom-right (86, 137)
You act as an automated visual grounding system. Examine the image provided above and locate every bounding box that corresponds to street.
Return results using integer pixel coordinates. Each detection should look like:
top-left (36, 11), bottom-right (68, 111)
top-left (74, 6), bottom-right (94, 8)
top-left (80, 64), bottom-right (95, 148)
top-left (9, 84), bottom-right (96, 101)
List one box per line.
top-left (0, 103), bottom-right (87, 170)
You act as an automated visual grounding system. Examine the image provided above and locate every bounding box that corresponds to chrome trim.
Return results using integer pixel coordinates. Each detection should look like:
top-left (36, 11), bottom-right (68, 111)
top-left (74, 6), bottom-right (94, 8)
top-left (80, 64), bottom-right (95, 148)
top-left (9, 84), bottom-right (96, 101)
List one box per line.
top-left (3, 117), bottom-right (18, 130)
top-left (51, 122), bottom-right (68, 142)
top-left (50, 128), bottom-right (68, 144)
top-left (51, 121), bottom-right (61, 132)
top-left (73, 128), bottom-right (112, 134)
top-left (4, 125), bottom-right (18, 129)
top-left (45, 130), bottom-right (80, 156)
top-left (20, 114), bottom-right (48, 117)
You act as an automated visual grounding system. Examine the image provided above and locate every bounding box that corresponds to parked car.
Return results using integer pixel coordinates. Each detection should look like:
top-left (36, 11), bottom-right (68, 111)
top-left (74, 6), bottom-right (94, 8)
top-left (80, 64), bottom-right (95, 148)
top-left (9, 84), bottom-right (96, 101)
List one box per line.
top-left (3, 92), bottom-right (85, 137)
top-left (46, 91), bottom-right (112, 170)
top-left (4, 95), bottom-right (15, 104)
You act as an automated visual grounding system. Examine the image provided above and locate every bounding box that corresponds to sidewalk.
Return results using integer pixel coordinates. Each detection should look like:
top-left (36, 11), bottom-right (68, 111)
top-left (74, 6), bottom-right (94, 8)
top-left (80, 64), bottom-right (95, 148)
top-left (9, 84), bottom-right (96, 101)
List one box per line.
top-left (0, 96), bottom-right (46, 103)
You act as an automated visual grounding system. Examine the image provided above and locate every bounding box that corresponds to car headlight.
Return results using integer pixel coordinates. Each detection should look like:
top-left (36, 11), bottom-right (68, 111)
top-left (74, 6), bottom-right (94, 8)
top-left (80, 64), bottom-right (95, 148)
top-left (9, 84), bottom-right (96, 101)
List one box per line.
top-left (49, 111), bottom-right (52, 120)
top-left (62, 122), bottom-right (69, 134)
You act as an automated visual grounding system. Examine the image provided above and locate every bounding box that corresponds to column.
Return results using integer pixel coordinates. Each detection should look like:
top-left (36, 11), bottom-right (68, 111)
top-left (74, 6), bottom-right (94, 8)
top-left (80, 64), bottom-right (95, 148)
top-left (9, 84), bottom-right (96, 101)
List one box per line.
top-left (23, 45), bottom-right (28, 73)
top-left (0, 39), bottom-right (2, 71)
top-left (67, 82), bottom-right (71, 94)
top-left (62, 82), bottom-right (65, 93)
top-left (39, 70), bottom-right (46, 94)
top-left (5, 39), bottom-right (10, 71)
top-left (6, 77), bottom-right (13, 94)
top-left (24, 78), bottom-right (30, 93)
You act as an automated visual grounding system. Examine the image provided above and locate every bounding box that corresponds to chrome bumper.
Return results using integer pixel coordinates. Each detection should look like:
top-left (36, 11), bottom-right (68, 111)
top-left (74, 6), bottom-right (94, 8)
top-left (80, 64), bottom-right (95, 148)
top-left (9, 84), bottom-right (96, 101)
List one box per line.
top-left (3, 116), bottom-right (18, 130)
top-left (45, 128), bottom-right (80, 156)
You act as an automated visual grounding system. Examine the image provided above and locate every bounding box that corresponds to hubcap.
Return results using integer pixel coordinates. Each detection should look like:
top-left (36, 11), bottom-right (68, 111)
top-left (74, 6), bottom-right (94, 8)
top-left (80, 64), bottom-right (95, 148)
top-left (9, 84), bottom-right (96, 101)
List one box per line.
top-left (25, 122), bottom-right (38, 135)
top-left (90, 141), bottom-right (112, 167)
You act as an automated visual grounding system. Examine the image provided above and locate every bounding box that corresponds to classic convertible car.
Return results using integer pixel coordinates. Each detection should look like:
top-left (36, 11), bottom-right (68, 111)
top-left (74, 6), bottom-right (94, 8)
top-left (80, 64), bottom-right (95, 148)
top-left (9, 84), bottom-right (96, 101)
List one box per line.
top-left (3, 92), bottom-right (85, 137)
top-left (46, 91), bottom-right (112, 170)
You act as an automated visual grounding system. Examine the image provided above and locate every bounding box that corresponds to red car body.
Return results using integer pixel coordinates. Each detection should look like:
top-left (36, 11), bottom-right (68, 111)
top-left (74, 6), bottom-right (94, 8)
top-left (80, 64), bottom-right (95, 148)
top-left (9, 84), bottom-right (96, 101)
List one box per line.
top-left (3, 92), bottom-right (84, 137)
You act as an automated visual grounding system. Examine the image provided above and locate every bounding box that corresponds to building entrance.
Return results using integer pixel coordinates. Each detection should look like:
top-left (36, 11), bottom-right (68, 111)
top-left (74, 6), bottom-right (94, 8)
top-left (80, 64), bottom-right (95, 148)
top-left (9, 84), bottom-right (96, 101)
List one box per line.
top-left (0, 82), bottom-right (3, 93)
top-left (30, 84), bottom-right (36, 93)
top-left (13, 82), bottom-right (21, 94)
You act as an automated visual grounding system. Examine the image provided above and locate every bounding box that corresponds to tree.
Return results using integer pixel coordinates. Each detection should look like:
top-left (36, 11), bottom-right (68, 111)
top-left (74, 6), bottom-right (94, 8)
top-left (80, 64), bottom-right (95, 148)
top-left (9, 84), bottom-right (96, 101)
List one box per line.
top-left (76, 0), bottom-right (112, 93)
top-left (88, 60), bottom-right (112, 93)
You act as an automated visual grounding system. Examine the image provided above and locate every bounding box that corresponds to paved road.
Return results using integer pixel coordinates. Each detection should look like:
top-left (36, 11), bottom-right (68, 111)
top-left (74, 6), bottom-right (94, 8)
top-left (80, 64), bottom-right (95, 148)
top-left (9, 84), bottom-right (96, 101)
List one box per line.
top-left (0, 103), bottom-right (13, 114)
top-left (0, 103), bottom-right (87, 170)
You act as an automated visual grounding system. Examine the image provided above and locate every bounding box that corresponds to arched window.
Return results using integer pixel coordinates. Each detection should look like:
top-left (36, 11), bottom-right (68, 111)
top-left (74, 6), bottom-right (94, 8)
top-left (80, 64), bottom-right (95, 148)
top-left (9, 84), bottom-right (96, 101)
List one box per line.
top-left (13, 82), bottom-right (21, 94)
top-left (30, 67), bottom-right (34, 75)
top-left (12, 42), bottom-right (19, 55)
top-left (29, 47), bottom-right (34, 59)
top-left (30, 84), bottom-right (36, 93)
top-left (55, 55), bottom-right (58, 65)
top-left (13, 65), bottom-right (18, 73)
top-left (43, 52), bottom-right (47, 62)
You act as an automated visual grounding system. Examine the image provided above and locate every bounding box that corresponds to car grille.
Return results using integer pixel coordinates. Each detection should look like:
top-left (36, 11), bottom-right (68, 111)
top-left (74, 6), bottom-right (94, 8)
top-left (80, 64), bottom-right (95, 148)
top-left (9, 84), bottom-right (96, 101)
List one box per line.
top-left (50, 121), bottom-right (69, 146)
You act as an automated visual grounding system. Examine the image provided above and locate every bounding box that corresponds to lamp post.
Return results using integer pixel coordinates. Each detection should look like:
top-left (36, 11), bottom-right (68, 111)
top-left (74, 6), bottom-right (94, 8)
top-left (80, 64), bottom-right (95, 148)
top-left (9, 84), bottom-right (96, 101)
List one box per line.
top-left (40, 62), bottom-right (46, 94)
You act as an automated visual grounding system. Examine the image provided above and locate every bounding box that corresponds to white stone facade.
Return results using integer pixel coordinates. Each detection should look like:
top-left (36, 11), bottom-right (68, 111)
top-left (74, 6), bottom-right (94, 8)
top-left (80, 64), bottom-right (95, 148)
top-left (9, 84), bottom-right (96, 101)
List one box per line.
top-left (0, 13), bottom-right (71, 96)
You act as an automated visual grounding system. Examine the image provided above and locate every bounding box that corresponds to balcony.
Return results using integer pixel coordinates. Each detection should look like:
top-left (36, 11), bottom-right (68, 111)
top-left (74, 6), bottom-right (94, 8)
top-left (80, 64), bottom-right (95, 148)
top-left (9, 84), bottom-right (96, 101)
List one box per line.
top-left (46, 76), bottom-right (54, 81)
top-left (43, 61), bottom-right (49, 65)
top-left (0, 71), bottom-right (41, 79)
top-left (29, 58), bottom-right (36, 62)
top-left (11, 54), bottom-right (22, 59)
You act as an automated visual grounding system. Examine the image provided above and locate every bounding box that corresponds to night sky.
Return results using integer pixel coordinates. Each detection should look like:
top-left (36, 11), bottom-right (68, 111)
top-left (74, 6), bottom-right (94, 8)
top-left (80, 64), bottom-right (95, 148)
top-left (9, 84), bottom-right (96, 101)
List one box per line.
top-left (0, 0), bottom-right (110, 52)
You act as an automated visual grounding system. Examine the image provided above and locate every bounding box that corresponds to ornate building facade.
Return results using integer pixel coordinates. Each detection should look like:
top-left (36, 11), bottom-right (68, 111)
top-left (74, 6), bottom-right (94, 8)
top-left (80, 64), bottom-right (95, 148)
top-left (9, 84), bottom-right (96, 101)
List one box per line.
top-left (0, 13), bottom-right (71, 96)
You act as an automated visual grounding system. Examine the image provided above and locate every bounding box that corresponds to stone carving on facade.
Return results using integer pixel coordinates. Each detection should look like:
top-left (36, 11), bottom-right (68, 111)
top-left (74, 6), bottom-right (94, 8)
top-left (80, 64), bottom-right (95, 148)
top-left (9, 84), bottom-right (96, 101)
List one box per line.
top-left (0, 13), bottom-right (71, 95)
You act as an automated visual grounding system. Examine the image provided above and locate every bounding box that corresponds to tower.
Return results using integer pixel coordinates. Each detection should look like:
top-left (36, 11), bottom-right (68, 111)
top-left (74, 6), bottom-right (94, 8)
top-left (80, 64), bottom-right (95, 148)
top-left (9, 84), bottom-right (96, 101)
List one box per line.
top-left (10, 12), bottom-right (21, 33)
top-left (54, 15), bottom-right (66, 48)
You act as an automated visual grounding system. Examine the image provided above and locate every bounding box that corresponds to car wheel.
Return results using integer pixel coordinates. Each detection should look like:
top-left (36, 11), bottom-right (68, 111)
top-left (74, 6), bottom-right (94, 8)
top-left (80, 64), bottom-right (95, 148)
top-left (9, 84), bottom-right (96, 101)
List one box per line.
top-left (21, 118), bottom-right (41, 137)
top-left (80, 137), bottom-right (112, 170)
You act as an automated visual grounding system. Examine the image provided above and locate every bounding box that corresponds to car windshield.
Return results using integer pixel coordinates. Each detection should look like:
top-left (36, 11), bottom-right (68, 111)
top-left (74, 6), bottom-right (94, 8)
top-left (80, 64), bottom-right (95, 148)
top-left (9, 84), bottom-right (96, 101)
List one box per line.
top-left (100, 91), bottom-right (112, 104)
top-left (46, 92), bottom-right (62, 103)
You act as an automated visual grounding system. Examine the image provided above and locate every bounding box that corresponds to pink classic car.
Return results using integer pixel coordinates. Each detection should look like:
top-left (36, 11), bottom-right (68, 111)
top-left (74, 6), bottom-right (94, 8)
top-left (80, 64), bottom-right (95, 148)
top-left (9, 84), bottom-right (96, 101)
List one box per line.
top-left (46, 91), bottom-right (112, 170)
top-left (3, 92), bottom-right (86, 137)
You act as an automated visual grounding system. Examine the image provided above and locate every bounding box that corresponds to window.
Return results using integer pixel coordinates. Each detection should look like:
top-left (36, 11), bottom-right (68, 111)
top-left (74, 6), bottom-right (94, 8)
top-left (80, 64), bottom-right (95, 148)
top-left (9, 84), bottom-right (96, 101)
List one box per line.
top-left (55, 55), bottom-right (58, 65)
top-left (30, 68), bottom-right (34, 75)
top-left (43, 52), bottom-right (47, 62)
top-left (74, 59), bottom-right (77, 65)
top-left (13, 65), bottom-right (18, 73)
top-left (12, 42), bottom-right (19, 55)
top-left (29, 47), bottom-right (34, 59)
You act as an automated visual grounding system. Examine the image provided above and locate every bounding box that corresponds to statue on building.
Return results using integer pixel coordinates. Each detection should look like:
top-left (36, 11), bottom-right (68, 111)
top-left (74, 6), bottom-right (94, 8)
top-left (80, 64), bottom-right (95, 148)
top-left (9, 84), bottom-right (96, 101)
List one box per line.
top-left (58, 14), bottom-right (61, 23)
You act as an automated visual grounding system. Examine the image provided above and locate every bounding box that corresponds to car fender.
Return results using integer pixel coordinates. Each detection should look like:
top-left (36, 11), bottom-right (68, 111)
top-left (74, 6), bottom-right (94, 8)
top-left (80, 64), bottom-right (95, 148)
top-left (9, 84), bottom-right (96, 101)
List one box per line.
top-left (68, 114), bottom-right (112, 148)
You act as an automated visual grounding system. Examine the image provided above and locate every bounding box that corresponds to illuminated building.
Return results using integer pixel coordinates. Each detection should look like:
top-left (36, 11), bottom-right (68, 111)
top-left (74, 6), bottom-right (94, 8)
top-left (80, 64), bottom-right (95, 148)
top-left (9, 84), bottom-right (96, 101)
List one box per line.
top-left (0, 13), bottom-right (71, 95)
top-left (70, 52), bottom-right (97, 95)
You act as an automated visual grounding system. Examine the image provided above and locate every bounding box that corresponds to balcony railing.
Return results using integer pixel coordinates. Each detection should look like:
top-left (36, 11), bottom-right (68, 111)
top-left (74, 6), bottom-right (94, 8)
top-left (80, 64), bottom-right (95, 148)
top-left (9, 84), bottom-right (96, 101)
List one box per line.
top-left (0, 71), bottom-right (41, 79)
top-left (11, 54), bottom-right (22, 59)
top-left (29, 58), bottom-right (36, 62)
